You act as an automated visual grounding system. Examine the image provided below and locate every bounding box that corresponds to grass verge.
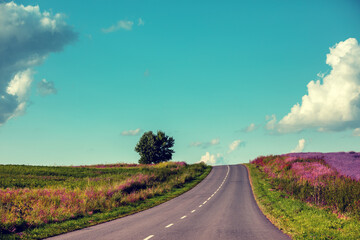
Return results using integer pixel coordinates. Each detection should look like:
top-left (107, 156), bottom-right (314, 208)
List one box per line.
top-left (245, 163), bottom-right (360, 240)
top-left (2, 165), bottom-right (211, 240)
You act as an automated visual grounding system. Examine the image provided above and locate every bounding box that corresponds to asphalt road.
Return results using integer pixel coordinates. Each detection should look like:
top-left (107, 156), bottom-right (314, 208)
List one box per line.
top-left (48, 165), bottom-right (290, 240)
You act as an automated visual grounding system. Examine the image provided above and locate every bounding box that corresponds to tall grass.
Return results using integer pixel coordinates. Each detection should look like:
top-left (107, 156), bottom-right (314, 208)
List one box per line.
top-left (0, 162), bottom-right (208, 235)
top-left (251, 155), bottom-right (360, 219)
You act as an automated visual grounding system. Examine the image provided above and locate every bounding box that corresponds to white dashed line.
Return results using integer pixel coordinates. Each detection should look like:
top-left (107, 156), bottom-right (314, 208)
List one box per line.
top-left (165, 223), bottom-right (174, 228)
top-left (156, 165), bottom-right (230, 239)
top-left (144, 235), bottom-right (154, 240)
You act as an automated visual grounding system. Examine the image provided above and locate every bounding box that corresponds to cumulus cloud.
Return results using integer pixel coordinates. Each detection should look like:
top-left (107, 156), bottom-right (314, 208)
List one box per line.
top-left (7, 69), bottom-right (33, 101)
top-left (353, 128), bottom-right (360, 136)
top-left (243, 123), bottom-right (257, 132)
top-left (268, 38), bottom-right (360, 133)
top-left (228, 140), bottom-right (244, 153)
top-left (37, 79), bottom-right (57, 96)
top-left (190, 138), bottom-right (220, 148)
top-left (102, 20), bottom-right (134, 33)
top-left (121, 128), bottom-right (141, 136)
top-left (291, 139), bottom-right (306, 153)
top-left (199, 152), bottom-right (223, 166)
top-left (0, 2), bottom-right (76, 126)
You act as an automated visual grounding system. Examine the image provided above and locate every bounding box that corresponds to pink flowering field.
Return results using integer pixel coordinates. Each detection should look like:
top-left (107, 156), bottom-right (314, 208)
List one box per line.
top-left (286, 152), bottom-right (360, 181)
top-left (0, 162), bottom-right (206, 237)
top-left (251, 154), bottom-right (360, 219)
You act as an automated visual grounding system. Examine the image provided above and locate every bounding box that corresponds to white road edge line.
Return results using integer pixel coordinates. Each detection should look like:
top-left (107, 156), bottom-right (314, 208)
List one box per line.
top-left (165, 223), bottom-right (174, 228)
top-left (144, 235), bottom-right (154, 240)
top-left (181, 215), bottom-right (187, 219)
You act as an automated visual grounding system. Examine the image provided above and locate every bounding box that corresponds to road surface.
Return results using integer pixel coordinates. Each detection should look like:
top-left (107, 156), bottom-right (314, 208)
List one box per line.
top-left (48, 165), bottom-right (290, 240)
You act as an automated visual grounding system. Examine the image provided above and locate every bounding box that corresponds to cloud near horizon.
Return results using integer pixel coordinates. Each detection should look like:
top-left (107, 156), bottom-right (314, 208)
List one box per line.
top-left (0, 2), bottom-right (77, 126)
top-left (266, 38), bottom-right (360, 133)
top-left (353, 128), bottom-right (360, 136)
top-left (199, 152), bottom-right (224, 166)
top-left (243, 123), bottom-right (257, 132)
top-left (121, 128), bottom-right (141, 136)
top-left (190, 138), bottom-right (220, 148)
top-left (228, 140), bottom-right (244, 153)
top-left (291, 139), bottom-right (306, 153)
top-left (102, 20), bottom-right (134, 33)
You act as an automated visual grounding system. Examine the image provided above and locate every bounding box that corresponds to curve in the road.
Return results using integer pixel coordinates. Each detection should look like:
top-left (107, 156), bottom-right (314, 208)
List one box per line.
top-left (47, 165), bottom-right (290, 240)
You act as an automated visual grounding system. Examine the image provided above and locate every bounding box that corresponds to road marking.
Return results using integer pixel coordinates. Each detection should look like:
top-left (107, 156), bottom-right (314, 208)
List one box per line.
top-left (165, 223), bottom-right (174, 228)
top-left (203, 201), bottom-right (207, 204)
top-left (214, 166), bottom-right (229, 195)
top-left (191, 210), bottom-right (196, 213)
top-left (199, 204), bottom-right (203, 208)
top-left (144, 235), bottom-right (154, 240)
top-left (180, 215), bottom-right (187, 219)
top-left (208, 197), bottom-right (211, 200)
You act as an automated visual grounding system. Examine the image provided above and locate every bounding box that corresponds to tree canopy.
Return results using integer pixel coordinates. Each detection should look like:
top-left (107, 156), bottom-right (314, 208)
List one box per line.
top-left (135, 131), bottom-right (175, 164)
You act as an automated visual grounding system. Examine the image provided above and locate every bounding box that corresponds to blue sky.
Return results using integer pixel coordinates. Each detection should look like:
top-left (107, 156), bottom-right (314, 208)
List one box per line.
top-left (1, 0), bottom-right (360, 165)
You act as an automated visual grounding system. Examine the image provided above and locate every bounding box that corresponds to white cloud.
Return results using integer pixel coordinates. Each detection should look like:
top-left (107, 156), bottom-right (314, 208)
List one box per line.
top-left (0, 2), bottom-right (76, 125)
top-left (190, 138), bottom-right (220, 148)
top-left (210, 138), bottom-right (220, 145)
top-left (243, 123), bottom-right (257, 132)
top-left (353, 128), bottom-right (360, 136)
top-left (190, 141), bottom-right (202, 147)
top-left (37, 79), bottom-right (57, 96)
top-left (121, 128), bottom-right (141, 136)
top-left (228, 140), bottom-right (244, 153)
top-left (199, 152), bottom-right (223, 166)
top-left (291, 139), bottom-right (306, 153)
top-left (102, 20), bottom-right (134, 33)
top-left (7, 69), bottom-right (33, 101)
top-left (271, 38), bottom-right (360, 133)
top-left (138, 18), bottom-right (144, 26)
top-left (317, 72), bottom-right (325, 78)
top-left (265, 115), bottom-right (277, 130)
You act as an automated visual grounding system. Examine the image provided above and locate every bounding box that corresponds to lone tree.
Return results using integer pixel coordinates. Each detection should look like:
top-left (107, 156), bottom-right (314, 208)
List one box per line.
top-left (135, 131), bottom-right (175, 164)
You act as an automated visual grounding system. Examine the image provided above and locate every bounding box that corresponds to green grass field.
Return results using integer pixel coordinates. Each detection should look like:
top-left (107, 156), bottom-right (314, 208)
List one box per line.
top-left (0, 162), bottom-right (211, 240)
top-left (246, 163), bottom-right (360, 240)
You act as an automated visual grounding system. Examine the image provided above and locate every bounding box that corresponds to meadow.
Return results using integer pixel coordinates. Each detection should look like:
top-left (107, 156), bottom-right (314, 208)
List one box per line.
top-left (248, 153), bottom-right (360, 239)
top-left (0, 162), bottom-right (210, 239)
top-left (286, 152), bottom-right (360, 181)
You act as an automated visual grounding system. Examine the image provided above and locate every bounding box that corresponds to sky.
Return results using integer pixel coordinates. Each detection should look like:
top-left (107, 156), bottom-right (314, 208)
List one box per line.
top-left (1, 0), bottom-right (360, 166)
